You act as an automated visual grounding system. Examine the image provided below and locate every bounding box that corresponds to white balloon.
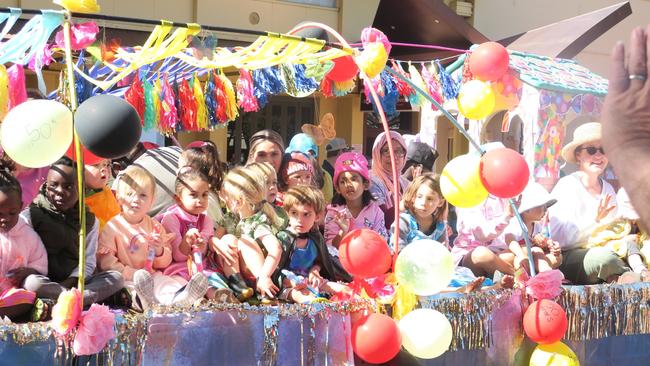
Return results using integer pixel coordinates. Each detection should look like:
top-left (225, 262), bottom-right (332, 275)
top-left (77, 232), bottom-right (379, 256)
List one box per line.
top-left (395, 240), bottom-right (454, 296)
top-left (399, 308), bottom-right (452, 359)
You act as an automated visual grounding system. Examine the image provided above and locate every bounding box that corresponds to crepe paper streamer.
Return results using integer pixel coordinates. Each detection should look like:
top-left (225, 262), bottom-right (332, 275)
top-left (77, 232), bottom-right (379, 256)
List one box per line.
top-left (124, 74), bottom-right (145, 124)
top-left (407, 63), bottom-right (427, 107)
top-left (220, 73), bottom-right (239, 121)
top-left (143, 78), bottom-right (156, 130)
top-left (204, 72), bottom-right (218, 127)
top-left (7, 64), bottom-right (27, 110)
top-left (421, 64), bottom-right (444, 111)
top-left (375, 70), bottom-right (398, 118)
top-left (55, 21), bottom-right (99, 51)
top-left (160, 75), bottom-right (180, 133)
top-left (178, 78), bottom-right (196, 131)
top-left (214, 73), bottom-right (228, 123)
top-left (53, 0), bottom-right (101, 13)
top-left (236, 69), bottom-right (259, 113)
top-left (390, 60), bottom-right (413, 97)
top-left (193, 73), bottom-right (209, 131)
top-left (0, 65), bottom-right (8, 120)
top-left (153, 79), bottom-right (163, 132)
top-left (293, 64), bottom-right (319, 93)
top-left (436, 60), bottom-right (459, 99)
top-left (252, 69), bottom-right (269, 109)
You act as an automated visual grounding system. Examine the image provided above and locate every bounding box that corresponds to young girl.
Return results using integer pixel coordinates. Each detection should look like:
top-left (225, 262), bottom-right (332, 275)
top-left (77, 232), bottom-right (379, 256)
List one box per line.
top-left (277, 152), bottom-right (314, 205)
top-left (389, 173), bottom-right (448, 253)
top-left (245, 162), bottom-right (288, 231)
top-left (84, 158), bottom-right (120, 229)
top-left (0, 171), bottom-right (48, 321)
top-left (504, 182), bottom-right (563, 274)
top-left (276, 185), bottom-right (351, 304)
top-left (324, 152), bottom-right (388, 255)
top-left (160, 167), bottom-right (252, 302)
top-left (220, 166), bottom-right (283, 302)
top-left (23, 157), bottom-right (123, 306)
top-left (98, 165), bottom-right (208, 310)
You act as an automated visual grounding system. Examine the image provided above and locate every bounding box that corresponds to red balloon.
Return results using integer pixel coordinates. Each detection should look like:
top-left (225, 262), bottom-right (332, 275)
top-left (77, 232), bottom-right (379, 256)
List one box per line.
top-left (480, 148), bottom-right (529, 198)
top-left (352, 313), bottom-right (401, 364)
top-left (523, 299), bottom-right (567, 344)
top-left (338, 229), bottom-right (392, 278)
top-left (326, 55), bottom-right (358, 82)
top-left (65, 142), bottom-right (106, 166)
top-left (469, 42), bottom-right (510, 81)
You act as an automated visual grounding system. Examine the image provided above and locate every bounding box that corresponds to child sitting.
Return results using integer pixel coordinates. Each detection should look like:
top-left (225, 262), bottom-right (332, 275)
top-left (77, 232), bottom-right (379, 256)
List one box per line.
top-left (276, 185), bottom-right (352, 303)
top-left (22, 157), bottom-right (123, 306)
top-left (160, 167), bottom-right (252, 302)
top-left (246, 162), bottom-right (288, 232)
top-left (504, 182), bottom-right (562, 274)
top-left (98, 165), bottom-right (208, 310)
top-left (324, 152), bottom-right (388, 255)
top-left (277, 152), bottom-right (314, 205)
top-left (84, 158), bottom-right (120, 229)
top-left (220, 166), bottom-right (284, 302)
top-left (0, 171), bottom-right (48, 321)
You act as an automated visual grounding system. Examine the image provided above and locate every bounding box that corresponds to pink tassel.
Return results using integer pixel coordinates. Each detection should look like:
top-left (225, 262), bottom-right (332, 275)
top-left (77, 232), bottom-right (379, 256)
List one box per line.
top-left (73, 304), bottom-right (115, 355)
top-left (236, 69), bottom-right (259, 112)
top-left (159, 75), bottom-right (178, 133)
top-left (7, 64), bottom-right (26, 110)
top-left (421, 64), bottom-right (444, 110)
top-left (524, 269), bottom-right (564, 300)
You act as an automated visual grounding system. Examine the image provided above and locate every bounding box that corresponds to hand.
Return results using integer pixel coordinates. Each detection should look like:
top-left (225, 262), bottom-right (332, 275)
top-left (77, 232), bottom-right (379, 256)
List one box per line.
top-left (334, 212), bottom-right (350, 234)
top-left (596, 194), bottom-right (616, 222)
top-left (308, 268), bottom-right (324, 289)
top-left (256, 276), bottom-right (279, 298)
top-left (211, 237), bottom-right (237, 265)
top-left (548, 240), bottom-right (562, 256)
top-left (602, 26), bottom-right (650, 228)
top-left (411, 164), bottom-right (423, 179)
top-left (6, 267), bottom-right (37, 287)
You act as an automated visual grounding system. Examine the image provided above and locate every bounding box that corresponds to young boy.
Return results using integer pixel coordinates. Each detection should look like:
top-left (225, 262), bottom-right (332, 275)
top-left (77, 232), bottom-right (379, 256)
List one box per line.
top-left (275, 185), bottom-right (351, 304)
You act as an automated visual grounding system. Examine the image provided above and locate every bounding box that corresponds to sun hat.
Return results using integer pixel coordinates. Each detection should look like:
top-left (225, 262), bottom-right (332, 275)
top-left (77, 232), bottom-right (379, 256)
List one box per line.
top-left (326, 137), bottom-right (347, 153)
top-left (518, 181), bottom-right (557, 214)
top-left (286, 133), bottom-right (318, 158)
top-left (333, 151), bottom-right (370, 185)
top-left (560, 122), bottom-right (602, 164)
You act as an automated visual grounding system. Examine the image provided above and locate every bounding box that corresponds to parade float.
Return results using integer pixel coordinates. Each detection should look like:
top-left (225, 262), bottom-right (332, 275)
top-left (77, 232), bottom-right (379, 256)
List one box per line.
top-left (0, 1), bottom-right (648, 365)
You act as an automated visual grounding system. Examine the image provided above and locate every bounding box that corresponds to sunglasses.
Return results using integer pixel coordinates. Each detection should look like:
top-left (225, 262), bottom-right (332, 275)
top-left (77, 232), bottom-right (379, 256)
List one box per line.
top-left (578, 146), bottom-right (605, 155)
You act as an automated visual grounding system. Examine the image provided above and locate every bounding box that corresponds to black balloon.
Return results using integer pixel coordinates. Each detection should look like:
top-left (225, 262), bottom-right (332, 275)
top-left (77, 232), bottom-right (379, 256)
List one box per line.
top-left (292, 21), bottom-right (329, 42)
top-left (74, 95), bottom-right (142, 159)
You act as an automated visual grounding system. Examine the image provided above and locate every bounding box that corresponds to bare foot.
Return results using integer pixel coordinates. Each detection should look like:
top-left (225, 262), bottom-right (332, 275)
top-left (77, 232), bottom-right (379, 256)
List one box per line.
top-left (463, 276), bottom-right (485, 293)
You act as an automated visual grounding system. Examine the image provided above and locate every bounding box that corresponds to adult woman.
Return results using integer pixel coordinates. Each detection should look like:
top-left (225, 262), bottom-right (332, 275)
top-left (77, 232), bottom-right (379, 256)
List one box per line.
top-left (549, 122), bottom-right (632, 284)
top-left (246, 130), bottom-right (285, 172)
top-left (369, 131), bottom-right (410, 230)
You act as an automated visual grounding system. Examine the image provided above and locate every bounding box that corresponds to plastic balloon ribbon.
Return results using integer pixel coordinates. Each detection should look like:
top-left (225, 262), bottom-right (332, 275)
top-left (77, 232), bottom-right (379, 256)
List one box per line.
top-left (236, 69), bottom-right (259, 113)
top-left (124, 74), bottom-right (145, 124)
top-left (177, 78), bottom-right (195, 131)
top-left (192, 73), bottom-right (208, 131)
top-left (407, 63), bottom-right (427, 107)
top-left (0, 65), bottom-right (8, 120)
top-left (143, 78), bottom-right (155, 130)
top-left (160, 75), bottom-right (179, 133)
top-left (204, 72), bottom-right (217, 127)
top-left (6, 64), bottom-right (26, 110)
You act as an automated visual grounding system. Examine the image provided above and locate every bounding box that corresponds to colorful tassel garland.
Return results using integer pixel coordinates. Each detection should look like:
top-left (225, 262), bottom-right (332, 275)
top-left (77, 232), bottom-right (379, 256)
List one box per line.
top-left (390, 60), bottom-right (413, 97)
top-left (204, 72), bottom-right (218, 127)
top-left (152, 79), bottom-right (164, 134)
top-left (320, 77), bottom-right (333, 97)
top-left (192, 73), bottom-right (208, 131)
top-left (177, 78), bottom-right (195, 131)
top-left (421, 64), bottom-right (444, 110)
top-left (213, 73), bottom-right (228, 123)
top-left (251, 69), bottom-right (269, 109)
top-left (124, 73), bottom-right (145, 125)
top-left (281, 63), bottom-right (298, 96)
top-left (236, 69), bottom-right (259, 113)
top-left (293, 64), bottom-right (319, 93)
top-left (0, 65), bottom-right (8, 120)
top-left (160, 75), bottom-right (179, 133)
top-left (218, 73), bottom-right (238, 121)
top-left (7, 64), bottom-right (26, 110)
top-left (143, 78), bottom-right (155, 131)
top-left (332, 79), bottom-right (355, 97)
top-left (436, 60), bottom-right (459, 99)
top-left (377, 70), bottom-right (398, 117)
top-left (407, 63), bottom-right (427, 107)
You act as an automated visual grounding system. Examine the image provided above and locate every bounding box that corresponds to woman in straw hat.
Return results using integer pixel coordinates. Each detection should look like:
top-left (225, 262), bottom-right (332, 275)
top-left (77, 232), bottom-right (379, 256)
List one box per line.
top-left (548, 122), bottom-right (637, 284)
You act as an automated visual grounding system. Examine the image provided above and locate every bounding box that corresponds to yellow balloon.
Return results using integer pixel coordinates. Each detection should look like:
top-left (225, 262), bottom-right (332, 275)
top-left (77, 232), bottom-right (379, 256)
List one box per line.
top-left (395, 240), bottom-right (454, 296)
top-left (457, 79), bottom-right (496, 120)
top-left (440, 154), bottom-right (488, 208)
top-left (356, 42), bottom-right (388, 79)
top-left (399, 309), bottom-right (452, 359)
top-left (530, 342), bottom-right (579, 366)
top-left (0, 100), bottom-right (73, 168)
top-left (53, 0), bottom-right (100, 13)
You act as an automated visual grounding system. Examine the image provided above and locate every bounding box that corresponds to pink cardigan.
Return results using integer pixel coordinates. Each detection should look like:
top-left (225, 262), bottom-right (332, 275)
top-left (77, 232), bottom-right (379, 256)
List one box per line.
top-left (0, 217), bottom-right (48, 278)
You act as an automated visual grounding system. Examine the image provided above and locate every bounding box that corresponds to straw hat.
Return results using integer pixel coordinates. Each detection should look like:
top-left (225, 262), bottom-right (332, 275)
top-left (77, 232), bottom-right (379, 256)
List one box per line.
top-left (518, 182), bottom-right (557, 214)
top-left (560, 122), bottom-right (602, 164)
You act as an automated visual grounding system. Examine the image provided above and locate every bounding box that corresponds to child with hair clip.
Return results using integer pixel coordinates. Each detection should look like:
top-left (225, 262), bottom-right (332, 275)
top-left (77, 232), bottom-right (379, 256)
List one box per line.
top-left (276, 185), bottom-right (352, 304)
top-left (160, 166), bottom-right (252, 303)
top-left (98, 165), bottom-right (208, 311)
top-left (324, 152), bottom-right (388, 255)
top-left (0, 171), bottom-right (48, 321)
top-left (23, 157), bottom-right (124, 307)
top-left (245, 162), bottom-right (288, 231)
top-left (276, 152), bottom-right (315, 205)
top-left (220, 166), bottom-right (284, 303)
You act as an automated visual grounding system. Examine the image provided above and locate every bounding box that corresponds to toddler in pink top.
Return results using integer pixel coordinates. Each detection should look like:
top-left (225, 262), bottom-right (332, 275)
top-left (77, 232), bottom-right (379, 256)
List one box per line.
top-left (324, 152), bottom-right (388, 256)
top-left (0, 171), bottom-right (47, 320)
top-left (98, 166), bottom-right (208, 311)
top-left (160, 166), bottom-right (252, 302)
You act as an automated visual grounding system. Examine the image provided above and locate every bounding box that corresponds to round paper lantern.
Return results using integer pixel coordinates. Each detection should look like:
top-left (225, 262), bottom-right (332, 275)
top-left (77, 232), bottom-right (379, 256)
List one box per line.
top-left (529, 341), bottom-right (579, 366)
top-left (74, 95), bottom-right (142, 159)
top-left (399, 309), bottom-right (452, 359)
top-left (352, 313), bottom-right (401, 364)
top-left (440, 154), bottom-right (488, 208)
top-left (338, 229), bottom-right (392, 278)
top-left (0, 100), bottom-right (73, 168)
top-left (524, 299), bottom-right (568, 345)
top-left (480, 147), bottom-right (529, 198)
top-left (469, 41), bottom-right (510, 82)
top-left (457, 80), bottom-right (496, 120)
top-left (395, 240), bottom-right (454, 296)
top-left (326, 55), bottom-right (358, 82)
top-left (65, 142), bottom-right (105, 166)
